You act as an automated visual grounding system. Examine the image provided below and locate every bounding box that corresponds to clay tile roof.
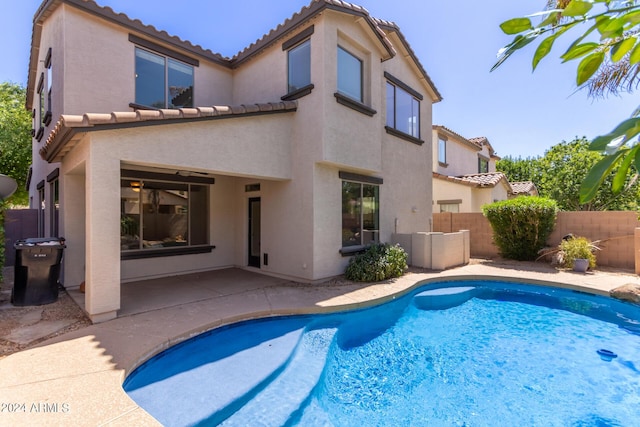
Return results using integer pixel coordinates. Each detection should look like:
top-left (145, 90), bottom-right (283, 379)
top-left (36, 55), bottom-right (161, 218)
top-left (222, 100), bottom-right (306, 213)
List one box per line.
top-left (459, 172), bottom-right (507, 187)
top-left (510, 181), bottom-right (538, 195)
top-left (231, 0), bottom-right (396, 67)
top-left (433, 125), bottom-right (481, 151)
top-left (40, 101), bottom-right (297, 163)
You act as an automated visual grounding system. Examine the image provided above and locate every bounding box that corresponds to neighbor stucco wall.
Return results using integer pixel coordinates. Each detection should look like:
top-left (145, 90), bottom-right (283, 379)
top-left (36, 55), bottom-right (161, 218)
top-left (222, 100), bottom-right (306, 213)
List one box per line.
top-left (433, 130), bottom-right (481, 176)
top-left (433, 178), bottom-right (473, 213)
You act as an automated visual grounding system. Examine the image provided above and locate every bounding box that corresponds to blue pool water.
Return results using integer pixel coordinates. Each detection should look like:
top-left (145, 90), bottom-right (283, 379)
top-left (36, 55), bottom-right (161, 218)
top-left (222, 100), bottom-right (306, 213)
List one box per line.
top-left (124, 281), bottom-right (640, 426)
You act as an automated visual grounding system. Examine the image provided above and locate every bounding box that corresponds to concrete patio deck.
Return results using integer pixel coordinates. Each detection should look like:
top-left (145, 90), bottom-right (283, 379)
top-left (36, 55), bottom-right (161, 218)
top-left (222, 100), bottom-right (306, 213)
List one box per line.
top-left (1, 260), bottom-right (639, 426)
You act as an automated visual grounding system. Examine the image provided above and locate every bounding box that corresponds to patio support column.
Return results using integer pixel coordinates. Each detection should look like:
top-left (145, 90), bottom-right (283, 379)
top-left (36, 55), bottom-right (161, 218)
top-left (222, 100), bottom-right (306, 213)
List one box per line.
top-left (62, 172), bottom-right (85, 289)
top-left (85, 146), bottom-right (120, 323)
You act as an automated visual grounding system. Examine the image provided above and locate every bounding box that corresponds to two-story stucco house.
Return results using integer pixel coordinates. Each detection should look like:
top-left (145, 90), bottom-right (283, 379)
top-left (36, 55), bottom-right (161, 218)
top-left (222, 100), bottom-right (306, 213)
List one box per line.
top-left (432, 125), bottom-right (514, 213)
top-left (26, 0), bottom-right (442, 322)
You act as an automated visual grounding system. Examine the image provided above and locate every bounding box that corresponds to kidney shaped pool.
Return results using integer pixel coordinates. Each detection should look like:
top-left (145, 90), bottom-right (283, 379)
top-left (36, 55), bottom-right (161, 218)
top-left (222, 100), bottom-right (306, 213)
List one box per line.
top-left (124, 280), bottom-right (640, 426)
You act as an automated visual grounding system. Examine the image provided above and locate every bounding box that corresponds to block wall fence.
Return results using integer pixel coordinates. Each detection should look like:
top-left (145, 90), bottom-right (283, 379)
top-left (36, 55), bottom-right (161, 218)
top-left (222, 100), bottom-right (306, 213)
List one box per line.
top-left (433, 211), bottom-right (640, 273)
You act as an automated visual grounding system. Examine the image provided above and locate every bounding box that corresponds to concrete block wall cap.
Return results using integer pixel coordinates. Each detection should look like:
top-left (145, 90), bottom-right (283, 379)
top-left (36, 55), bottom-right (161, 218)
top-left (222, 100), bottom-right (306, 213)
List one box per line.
top-left (83, 113), bottom-right (113, 125)
top-left (111, 112), bottom-right (138, 123)
top-left (136, 110), bottom-right (162, 120)
top-left (230, 105), bottom-right (246, 114)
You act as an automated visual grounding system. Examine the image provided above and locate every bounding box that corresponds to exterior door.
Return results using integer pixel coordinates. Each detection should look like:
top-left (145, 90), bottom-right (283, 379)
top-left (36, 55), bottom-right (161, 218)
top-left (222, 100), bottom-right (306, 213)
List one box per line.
top-left (248, 197), bottom-right (261, 267)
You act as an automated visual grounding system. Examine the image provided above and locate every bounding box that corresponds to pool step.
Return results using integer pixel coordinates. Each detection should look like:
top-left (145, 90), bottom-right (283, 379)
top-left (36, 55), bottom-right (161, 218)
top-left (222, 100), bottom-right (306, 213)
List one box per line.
top-left (220, 327), bottom-right (337, 426)
top-left (414, 286), bottom-right (477, 310)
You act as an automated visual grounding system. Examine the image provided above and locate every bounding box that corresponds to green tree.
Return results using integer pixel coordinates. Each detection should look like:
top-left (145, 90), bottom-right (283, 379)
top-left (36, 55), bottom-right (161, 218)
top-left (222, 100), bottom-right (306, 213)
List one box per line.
top-left (537, 137), bottom-right (639, 210)
top-left (496, 155), bottom-right (543, 184)
top-left (0, 82), bottom-right (31, 206)
top-left (493, 0), bottom-right (640, 203)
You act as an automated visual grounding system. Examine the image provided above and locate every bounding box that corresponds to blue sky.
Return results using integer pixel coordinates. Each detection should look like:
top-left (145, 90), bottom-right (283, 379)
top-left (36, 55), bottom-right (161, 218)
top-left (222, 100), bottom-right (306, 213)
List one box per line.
top-left (1, 0), bottom-right (637, 158)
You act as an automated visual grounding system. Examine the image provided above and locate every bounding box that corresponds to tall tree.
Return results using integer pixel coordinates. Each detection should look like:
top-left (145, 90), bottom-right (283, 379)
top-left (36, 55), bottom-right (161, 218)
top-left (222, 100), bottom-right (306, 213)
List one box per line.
top-left (496, 155), bottom-right (543, 184)
top-left (493, 0), bottom-right (640, 203)
top-left (0, 82), bottom-right (31, 206)
top-left (537, 137), bottom-right (639, 210)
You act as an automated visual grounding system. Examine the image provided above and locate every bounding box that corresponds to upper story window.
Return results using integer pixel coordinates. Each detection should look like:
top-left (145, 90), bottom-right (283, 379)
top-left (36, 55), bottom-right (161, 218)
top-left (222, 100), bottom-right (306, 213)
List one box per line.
top-left (288, 39), bottom-right (310, 93)
top-left (385, 73), bottom-right (422, 141)
top-left (337, 46), bottom-right (362, 102)
top-left (478, 156), bottom-right (489, 173)
top-left (135, 47), bottom-right (194, 109)
top-left (438, 137), bottom-right (447, 165)
top-left (45, 47), bottom-right (52, 124)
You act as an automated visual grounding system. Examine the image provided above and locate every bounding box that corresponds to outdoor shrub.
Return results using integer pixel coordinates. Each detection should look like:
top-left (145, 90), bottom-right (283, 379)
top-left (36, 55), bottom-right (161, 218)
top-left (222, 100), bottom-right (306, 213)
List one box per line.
top-left (482, 197), bottom-right (557, 261)
top-left (344, 243), bottom-right (408, 282)
top-left (559, 236), bottom-right (597, 270)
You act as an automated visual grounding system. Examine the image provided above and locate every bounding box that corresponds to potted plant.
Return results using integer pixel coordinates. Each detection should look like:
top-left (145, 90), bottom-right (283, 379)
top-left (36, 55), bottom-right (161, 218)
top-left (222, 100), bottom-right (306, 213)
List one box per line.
top-left (558, 236), bottom-right (599, 272)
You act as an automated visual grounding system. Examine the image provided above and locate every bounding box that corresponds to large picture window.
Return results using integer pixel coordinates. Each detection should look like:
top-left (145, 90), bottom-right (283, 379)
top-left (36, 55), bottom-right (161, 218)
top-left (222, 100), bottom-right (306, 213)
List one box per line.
top-left (342, 181), bottom-right (379, 247)
top-left (386, 81), bottom-right (420, 138)
top-left (120, 177), bottom-right (208, 252)
top-left (337, 46), bottom-right (362, 102)
top-left (135, 47), bottom-right (194, 109)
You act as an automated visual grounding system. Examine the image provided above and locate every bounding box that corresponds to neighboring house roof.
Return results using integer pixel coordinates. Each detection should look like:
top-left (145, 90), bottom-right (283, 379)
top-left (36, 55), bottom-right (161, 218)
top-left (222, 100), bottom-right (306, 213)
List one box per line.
top-left (432, 125), bottom-right (481, 151)
top-left (469, 136), bottom-right (500, 160)
top-left (510, 181), bottom-right (539, 195)
top-left (433, 171), bottom-right (511, 190)
top-left (27, 0), bottom-right (442, 109)
top-left (39, 101), bottom-right (298, 162)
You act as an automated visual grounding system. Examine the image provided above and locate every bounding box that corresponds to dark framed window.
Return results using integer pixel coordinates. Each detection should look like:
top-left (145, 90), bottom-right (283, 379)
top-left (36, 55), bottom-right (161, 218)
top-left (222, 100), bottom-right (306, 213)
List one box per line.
top-left (45, 47), bottom-right (52, 125)
top-left (135, 47), bottom-right (194, 109)
top-left (438, 137), bottom-right (447, 164)
top-left (478, 156), bottom-right (489, 173)
top-left (37, 73), bottom-right (46, 131)
top-left (120, 175), bottom-right (209, 253)
top-left (337, 46), bottom-right (362, 102)
top-left (385, 80), bottom-right (420, 139)
top-left (287, 39), bottom-right (311, 93)
top-left (342, 180), bottom-right (379, 248)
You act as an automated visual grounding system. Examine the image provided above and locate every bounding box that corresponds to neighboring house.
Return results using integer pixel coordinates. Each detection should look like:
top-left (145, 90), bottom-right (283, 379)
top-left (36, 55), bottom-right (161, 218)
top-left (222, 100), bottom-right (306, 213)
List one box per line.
top-left (26, 0), bottom-right (441, 322)
top-left (510, 181), bottom-right (539, 198)
top-left (432, 125), bottom-right (512, 212)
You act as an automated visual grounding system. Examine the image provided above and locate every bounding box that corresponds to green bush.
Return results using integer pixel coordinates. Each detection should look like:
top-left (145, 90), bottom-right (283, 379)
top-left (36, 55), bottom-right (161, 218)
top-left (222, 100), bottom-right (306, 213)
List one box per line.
top-left (482, 197), bottom-right (557, 261)
top-left (344, 243), bottom-right (408, 282)
top-left (559, 236), bottom-right (598, 270)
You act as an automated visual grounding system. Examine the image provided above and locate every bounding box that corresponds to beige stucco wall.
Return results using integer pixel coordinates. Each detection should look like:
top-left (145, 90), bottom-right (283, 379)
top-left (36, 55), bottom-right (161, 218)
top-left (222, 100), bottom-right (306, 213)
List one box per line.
top-left (433, 130), bottom-right (479, 176)
top-left (33, 3), bottom-right (442, 320)
top-left (433, 178), bottom-right (473, 212)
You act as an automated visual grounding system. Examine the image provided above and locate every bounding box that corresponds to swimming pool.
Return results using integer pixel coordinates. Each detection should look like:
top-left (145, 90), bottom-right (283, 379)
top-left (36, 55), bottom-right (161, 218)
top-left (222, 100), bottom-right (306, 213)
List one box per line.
top-left (124, 280), bottom-right (640, 426)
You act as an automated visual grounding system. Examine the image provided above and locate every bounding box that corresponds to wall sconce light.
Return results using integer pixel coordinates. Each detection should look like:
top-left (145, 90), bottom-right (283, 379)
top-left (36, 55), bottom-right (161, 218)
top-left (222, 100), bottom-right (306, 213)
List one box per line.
top-left (130, 181), bottom-right (143, 192)
top-left (412, 206), bottom-right (418, 213)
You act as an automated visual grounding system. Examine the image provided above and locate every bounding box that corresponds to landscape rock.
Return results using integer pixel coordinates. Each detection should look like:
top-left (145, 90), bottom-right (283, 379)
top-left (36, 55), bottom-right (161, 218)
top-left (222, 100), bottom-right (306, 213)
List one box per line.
top-left (610, 283), bottom-right (640, 304)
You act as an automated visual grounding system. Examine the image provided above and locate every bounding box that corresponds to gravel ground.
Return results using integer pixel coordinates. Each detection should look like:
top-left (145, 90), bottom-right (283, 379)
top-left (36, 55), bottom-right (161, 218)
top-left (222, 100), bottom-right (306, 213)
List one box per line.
top-left (0, 268), bottom-right (91, 359)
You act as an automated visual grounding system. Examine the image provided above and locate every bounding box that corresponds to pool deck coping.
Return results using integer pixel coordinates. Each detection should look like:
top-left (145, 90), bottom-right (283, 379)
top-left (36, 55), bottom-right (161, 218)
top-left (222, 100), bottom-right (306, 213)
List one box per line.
top-left (0, 261), bottom-right (638, 426)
